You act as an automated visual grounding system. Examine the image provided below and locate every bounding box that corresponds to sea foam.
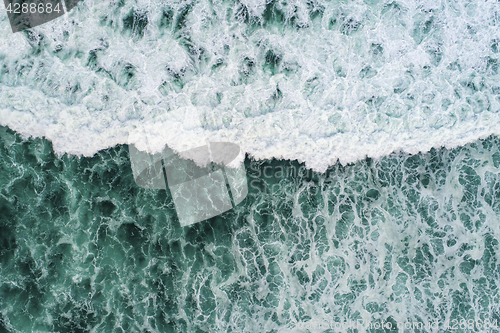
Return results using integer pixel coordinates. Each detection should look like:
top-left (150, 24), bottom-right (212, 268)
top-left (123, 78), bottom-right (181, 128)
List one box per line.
top-left (0, 0), bottom-right (499, 171)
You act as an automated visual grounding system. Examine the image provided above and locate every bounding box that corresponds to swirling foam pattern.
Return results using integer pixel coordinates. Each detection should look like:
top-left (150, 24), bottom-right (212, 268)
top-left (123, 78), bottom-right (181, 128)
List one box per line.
top-left (1, 126), bottom-right (500, 332)
top-left (0, 0), bottom-right (499, 171)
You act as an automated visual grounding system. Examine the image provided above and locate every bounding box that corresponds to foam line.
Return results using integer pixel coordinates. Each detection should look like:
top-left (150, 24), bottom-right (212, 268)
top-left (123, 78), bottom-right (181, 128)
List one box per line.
top-left (0, 0), bottom-right (499, 172)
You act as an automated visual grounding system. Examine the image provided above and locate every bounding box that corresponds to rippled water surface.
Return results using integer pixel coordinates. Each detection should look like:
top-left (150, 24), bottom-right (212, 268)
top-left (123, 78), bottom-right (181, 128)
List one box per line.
top-left (1, 126), bottom-right (500, 332)
top-left (1, 0), bottom-right (500, 331)
top-left (0, 0), bottom-right (499, 169)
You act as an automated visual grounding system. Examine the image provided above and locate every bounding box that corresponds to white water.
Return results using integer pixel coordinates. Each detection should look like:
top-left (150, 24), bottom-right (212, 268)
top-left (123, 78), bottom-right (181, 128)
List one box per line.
top-left (0, 0), bottom-right (499, 172)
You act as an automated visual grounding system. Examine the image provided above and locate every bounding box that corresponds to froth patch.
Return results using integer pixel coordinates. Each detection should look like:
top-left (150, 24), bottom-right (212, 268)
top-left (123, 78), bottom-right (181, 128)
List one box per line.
top-left (0, 0), bottom-right (499, 169)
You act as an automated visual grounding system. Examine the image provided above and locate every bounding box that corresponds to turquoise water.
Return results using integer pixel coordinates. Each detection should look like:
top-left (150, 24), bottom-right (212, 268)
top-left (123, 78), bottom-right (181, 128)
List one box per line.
top-left (1, 0), bottom-right (500, 331)
top-left (1, 0), bottom-right (499, 169)
top-left (1, 125), bottom-right (500, 332)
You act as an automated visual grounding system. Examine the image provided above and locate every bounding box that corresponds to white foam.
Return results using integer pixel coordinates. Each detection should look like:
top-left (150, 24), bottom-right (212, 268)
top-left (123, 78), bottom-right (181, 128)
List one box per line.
top-left (0, 0), bottom-right (499, 171)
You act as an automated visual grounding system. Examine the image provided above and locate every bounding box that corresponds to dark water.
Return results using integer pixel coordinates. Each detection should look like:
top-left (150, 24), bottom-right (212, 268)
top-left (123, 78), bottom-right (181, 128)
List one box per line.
top-left (1, 125), bottom-right (500, 332)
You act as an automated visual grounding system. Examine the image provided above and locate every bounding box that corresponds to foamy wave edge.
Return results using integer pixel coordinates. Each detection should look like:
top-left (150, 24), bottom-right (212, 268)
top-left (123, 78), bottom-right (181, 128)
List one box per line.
top-left (1, 0), bottom-right (499, 172)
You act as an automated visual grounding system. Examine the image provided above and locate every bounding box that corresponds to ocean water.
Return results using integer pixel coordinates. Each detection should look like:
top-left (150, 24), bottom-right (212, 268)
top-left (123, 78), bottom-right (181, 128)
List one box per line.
top-left (1, 0), bottom-right (500, 332)
top-left (1, 127), bottom-right (500, 332)
top-left (0, 0), bottom-right (499, 170)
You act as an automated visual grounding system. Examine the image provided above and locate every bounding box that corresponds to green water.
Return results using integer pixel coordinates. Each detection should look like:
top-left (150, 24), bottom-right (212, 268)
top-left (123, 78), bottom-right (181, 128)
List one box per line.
top-left (1, 125), bottom-right (500, 332)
